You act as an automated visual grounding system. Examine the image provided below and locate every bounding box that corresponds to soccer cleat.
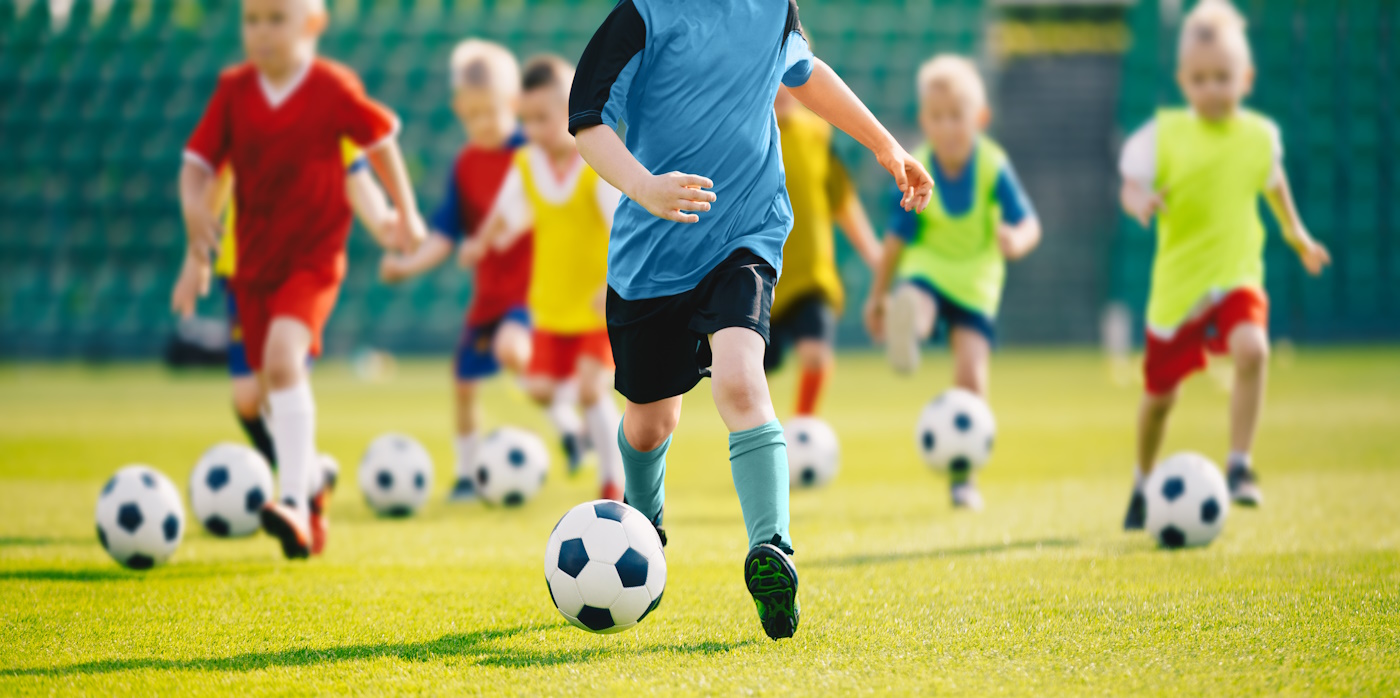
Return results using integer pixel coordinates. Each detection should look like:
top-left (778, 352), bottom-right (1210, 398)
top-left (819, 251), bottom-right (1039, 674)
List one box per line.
top-left (1227, 465), bottom-right (1263, 507)
top-left (562, 433), bottom-right (585, 475)
top-left (950, 480), bottom-right (984, 511)
top-left (308, 487), bottom-right (330, 556)
top-left (260, 500), bottom-right (311, 560)
top-left (885, 285), bottom-right (922, 374)
top-left (744, 535), bottom-right (799, 640)
top-left (319, 454), bottom-right (340, 493)
top-left (601, 480), bottom-right (623, 502)
top-left (447, 477), bottom-right (479, 503)
top-left (651, 508), bottom-right (667, 548)
top-left (1123, 487), bottom-right (1147, 530)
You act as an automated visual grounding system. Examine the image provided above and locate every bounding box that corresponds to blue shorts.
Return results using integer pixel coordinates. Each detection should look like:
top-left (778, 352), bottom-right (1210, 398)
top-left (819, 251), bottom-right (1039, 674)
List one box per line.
top-left (904, 278), bottom-right (997, 344)
top-left (455, 305), bottom-right (531, 380)
top-left (224, 280), bottom-right (253, 378)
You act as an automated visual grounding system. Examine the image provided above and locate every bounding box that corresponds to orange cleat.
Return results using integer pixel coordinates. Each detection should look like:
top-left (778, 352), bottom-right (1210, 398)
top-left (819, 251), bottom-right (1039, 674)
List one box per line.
top-left (260, 500), bottom-right (311, 560)
top-left (601, 481), bottom-right (623, 502)
top-left (309, 487), bottom-right (331, 556)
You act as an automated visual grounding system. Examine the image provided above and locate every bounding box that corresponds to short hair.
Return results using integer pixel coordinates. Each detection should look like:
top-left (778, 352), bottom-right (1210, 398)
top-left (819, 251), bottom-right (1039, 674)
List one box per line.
top-left (1179, 0), bottom-right (1252, 64)
top-left (449, 38), bottom-right (521, 95)
top-left (521, 54), bottom-right (575, 95)
top-left (916, 54), bottom-right (986, 111)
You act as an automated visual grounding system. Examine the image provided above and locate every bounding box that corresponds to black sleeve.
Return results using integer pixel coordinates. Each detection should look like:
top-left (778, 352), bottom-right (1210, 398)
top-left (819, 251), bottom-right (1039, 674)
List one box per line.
top-left (569, 0), bottom-right (647, 135)
top-left (783, 0), bottom-right (803, 48)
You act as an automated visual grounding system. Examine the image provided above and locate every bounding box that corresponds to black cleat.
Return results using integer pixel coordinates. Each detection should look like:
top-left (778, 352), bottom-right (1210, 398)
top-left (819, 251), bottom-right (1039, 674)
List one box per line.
top-left (1228, 465), bottom-right (1263, 507)
top-left (744, 535), bottom-right (799, 640)
top-left (1123, 488), bottom-right (1146, 530)
top-left (447, 477), bottom-right (479, 503)
top-left (562, 433), bottom-right (584, 475)
top-left (260, 502), bottom-right (311, 560)
top-left (651, 510), bottom-right (667, 548)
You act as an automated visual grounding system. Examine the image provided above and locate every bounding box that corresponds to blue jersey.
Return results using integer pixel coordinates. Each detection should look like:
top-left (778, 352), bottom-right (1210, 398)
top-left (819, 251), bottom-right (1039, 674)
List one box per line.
top-left (569, 0), bottom-right (815, 300)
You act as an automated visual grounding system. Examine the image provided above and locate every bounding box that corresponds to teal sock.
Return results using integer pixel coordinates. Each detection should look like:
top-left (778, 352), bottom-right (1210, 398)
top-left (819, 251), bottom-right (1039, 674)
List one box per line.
top-left (729, 419), bottom-right (792, 551)
top-left (617, 419), bottom-right (669, 523)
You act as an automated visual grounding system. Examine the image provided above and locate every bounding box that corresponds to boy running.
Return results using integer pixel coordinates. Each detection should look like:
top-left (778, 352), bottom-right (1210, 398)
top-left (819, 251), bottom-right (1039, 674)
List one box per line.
top-left (470, 55), bottom-right (626, 501)
top-left (865, 55), bottom-right (1042, 510)
top-left (180, 0), bottom-right (425, 558)
top-left (570, 0), bottom-right (933, 640)
top-left (765, 86), bottom-right (881, 416)
top-left (379, 39), bottom-right (538, 502)
top-left (1119, 0), bottom-right (1329, 528)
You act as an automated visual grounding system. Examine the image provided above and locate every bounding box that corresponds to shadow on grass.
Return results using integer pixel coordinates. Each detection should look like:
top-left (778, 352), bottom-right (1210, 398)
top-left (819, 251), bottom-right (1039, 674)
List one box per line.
top-left (0, 563), bottom-right (283, 583)
top-left (0, 625), bottom-right (757, 676)
top-left (0, 536), bottom-right (92, 548)
top-left (811, 537), bottom-right (1078, 568)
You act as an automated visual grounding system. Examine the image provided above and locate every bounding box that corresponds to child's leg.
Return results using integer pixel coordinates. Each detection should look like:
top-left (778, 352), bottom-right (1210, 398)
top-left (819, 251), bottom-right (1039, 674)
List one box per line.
top-left (793, 339), bottom-right (832, 416)
top-left (453, 379), bottom-right (483, 485)
top-left (494, 319), bottom-right (532, 374)
top-left (1136, 388), bottom-right (1178, 478)
top-left (578, 356), bottom-right (624, 494)
top-left (618, 396), bottom-right (682, 523)
top-left (885, 282), bottom-right (937, 374)
top-left (1226, 323), bottom-right (1269, 465)
top-left (231, 375), bottom-right (276, 469)
top-left (263, 318), bottom-right (316, 523)
top-left (949, 327), bottom-right (990, 397)
top-left (710, 327), bottom-right (790, 551)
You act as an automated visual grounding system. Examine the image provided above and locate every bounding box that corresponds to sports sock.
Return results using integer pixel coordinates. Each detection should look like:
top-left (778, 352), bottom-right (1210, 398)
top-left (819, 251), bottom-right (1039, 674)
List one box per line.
top-left (729, 419), bottom-right (792, 551)
top-left (546, 382), bottom-right (584, 444)
top-left (586, 399), bottom-right (624, 487)
top-left (307, 455), bottom-right (326, 498)
top-left (237, 413), bottom-right (278, 470)
top-left (1133, 465), bottom-right (1146, 488)
top-left (454, 432), bottom-right (480, 480)
top-left (617, 418), bottom-right (668, 523)
top-left (795, 366), bottom-right (826, 416)
top-left (267, 382), bottom-right (315, 527)
top-left (1227, 451), bottom-right (1252, 471)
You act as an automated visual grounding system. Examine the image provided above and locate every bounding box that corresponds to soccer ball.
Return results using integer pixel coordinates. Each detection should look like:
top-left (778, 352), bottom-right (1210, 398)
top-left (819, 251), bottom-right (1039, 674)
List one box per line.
top-left (915, 388), bottom-right (996, 474)
top-left (475, 427), bottom-right (550, 507)
top-left (785, 416), bottom-right (839, 489)
top-left (1144, 452), bottom-right (1230, 548)
top-left (95, 465), bottom-right (185, 569)
top-left (545, 500), bottom-right (666, 634)
top-left (188, 443), bottom-right (273, 537)
top-left (358, 433), bottom-right (433, 517)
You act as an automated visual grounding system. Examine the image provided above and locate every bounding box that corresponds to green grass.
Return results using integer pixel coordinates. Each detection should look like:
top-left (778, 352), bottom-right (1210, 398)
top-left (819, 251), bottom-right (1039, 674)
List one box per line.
top-left (1, 349), bottom-right (1398, 695)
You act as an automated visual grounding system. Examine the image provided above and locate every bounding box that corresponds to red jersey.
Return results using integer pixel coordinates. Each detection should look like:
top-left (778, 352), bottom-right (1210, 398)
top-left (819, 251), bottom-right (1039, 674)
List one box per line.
top-left (428, 133), bottom-right (533, 326)
top-left (185, 58), bottom-right (398, 289)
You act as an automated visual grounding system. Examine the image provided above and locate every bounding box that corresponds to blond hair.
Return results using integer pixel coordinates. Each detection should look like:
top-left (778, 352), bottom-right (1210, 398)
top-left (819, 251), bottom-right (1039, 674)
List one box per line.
top-left (449, 38), bottom-right (521, 95)
top-left (1179, 0), bottom-right (1252, 64)
top-left (916, 54), bottom-right (986, 111)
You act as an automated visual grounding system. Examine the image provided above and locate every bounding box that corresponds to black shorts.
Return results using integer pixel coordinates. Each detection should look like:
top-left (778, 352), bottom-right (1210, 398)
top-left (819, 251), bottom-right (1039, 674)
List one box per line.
top-left (607, 249), bottom-right (776, 404)
top-left (762, 293), bottom-right (837, 371)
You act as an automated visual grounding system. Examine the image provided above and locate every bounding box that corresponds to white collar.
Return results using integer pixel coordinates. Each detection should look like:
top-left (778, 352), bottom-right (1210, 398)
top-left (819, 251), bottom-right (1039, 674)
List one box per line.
top-left (258, 58), bottom-right (312, 109)
top-left (526, 145), bottom-right (585, 204)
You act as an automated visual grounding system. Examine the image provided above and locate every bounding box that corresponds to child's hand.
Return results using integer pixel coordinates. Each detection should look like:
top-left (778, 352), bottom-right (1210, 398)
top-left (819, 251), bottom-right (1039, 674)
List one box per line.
top-left (863, 293), bottom-right (886, 343)
top-left (1292, 233), bottom-right (1331, 276)
top-left (1122, 182), bottom-right (1165, 227)
top-left (182, 208), bottom-right (221, 261)
top-left (400, 211), bottom-right (428, 252)
top-left (876, 147), bottom-right (934, 213)
top-left (635, 172), bottom-right (716, 223)
top-left (458, 237), bottom-right (487, 269)
top-left (170, 252), bottom-right (210, 318)
top-left (379, 254), bottom-right (408, 284)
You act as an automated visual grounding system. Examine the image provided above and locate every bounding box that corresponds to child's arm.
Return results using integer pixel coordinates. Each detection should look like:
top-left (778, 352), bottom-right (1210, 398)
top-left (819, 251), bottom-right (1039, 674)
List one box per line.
top-left (1264, 168), bottom-right (1330, 276)
top-left (1118, 121), bottom-right (1163, 227)
top-left (993, 164), bottom-right (1041, 261)
top-left (458, 212), bottom-right (514, 269)
top-left (346, 166), bottom-right (400, 249)
top-left (863, 234), bottom-right (905, 342)
top-left (1120, 180), bottom-right (1164, 228)
top-left (997, 218), bottom-right (1041, 261)
top-left (178, 161), bottom-right (222, 262)
top-left (575, 126), bottom-right (717, 223)
top-left (170, 251), bottom-right (210, 319)
top-left (788, 60), bottom-right (933, 213)
top-left (379, 233), bottom-right (453, 284)
top-left (365, 140), bottom-right (427, 251)
top-left (834, 188), bottom-right (881, 269)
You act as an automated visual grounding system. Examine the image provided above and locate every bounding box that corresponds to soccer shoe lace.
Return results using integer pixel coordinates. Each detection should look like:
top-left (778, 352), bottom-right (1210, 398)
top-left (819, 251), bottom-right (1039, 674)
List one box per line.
top-left (745, 534), bottom-right (799, 641)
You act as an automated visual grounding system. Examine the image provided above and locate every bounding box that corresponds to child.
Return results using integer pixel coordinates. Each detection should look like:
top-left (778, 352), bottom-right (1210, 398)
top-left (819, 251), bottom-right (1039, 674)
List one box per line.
top-left (468, 55), bottom-right (626, 501)
top-left (171, 141), bottom-right (397, 480)
top-left (570, 0), bottom-right (933, 640)
top-left (180, 0), bottom-right (425, 559)
top-left (1118, 0), bottom-right (1329, 528)
top-left (379, 39), bottom-right (541, 502)
top-left (765, 86), bottom-right (882, 416)
top-left (864, 55), bottom-right (1042, 511)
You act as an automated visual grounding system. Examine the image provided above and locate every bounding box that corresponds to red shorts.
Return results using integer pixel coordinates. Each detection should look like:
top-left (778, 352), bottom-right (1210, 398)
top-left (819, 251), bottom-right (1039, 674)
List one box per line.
top-left (1144, 287), bottom-right (1268, 395)
top-left (526, 329), bottom-right (614, 380)
top-left (231, 272), bottom-right (342, 371)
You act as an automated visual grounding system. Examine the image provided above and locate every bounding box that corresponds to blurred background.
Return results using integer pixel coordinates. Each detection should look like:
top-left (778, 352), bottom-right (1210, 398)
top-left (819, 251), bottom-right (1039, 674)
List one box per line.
top-left (0, 0), bottom-right (1394, 361)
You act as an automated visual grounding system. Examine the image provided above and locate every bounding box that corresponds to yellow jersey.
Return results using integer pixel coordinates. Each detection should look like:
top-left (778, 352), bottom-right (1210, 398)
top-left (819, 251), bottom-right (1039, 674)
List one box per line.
top-left (774, 107), bottom-right (851, 318)
top-left (214, 139), bottom-right (365, 278)
top-left (514, 148), bottom-right (614, 334)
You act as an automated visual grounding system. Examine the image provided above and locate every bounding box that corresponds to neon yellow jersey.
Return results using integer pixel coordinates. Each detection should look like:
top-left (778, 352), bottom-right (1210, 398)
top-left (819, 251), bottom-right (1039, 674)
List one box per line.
top-left (518, 150), bottom-right (611, 334)
top-left (214, 139), bottom-right (365, 278)
top-left (774, 107), bottom-right (851, 318)
top-left (1148, 109), bottom-right (1275, 331)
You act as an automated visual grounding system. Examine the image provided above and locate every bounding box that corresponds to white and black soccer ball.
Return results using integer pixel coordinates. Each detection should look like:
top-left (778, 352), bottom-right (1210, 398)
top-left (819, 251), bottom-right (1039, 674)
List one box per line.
top-left (189, 443), bottom-right (274, 537)
top-left (545, 500), bottom-right (666, 634)
top-left (1144, 452), bottom-right (1229, 548)
top-left (915, 388), bottom-right (996, 475)
top-left (475, 427), bottom-right (550, 507)
top-left (358, 433), bottom-right (433, 517)
top-left (785, 416), bottom-right (839, 489)
top-left (95, 465), bottom-right (185, 569)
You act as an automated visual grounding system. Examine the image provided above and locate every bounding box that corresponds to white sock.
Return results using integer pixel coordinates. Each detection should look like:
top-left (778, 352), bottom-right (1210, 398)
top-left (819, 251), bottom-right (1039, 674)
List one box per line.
top-left (1228, 451), bottom-right (1251, 470)
top-left (267, 382), bottom-right (315, 527)
top-left (454, 433), bottom-right (480, 480)
top-left (585, 398), bottom-right (624, 487)
top-left (1133, 465), bottom-right (1146, 488)
top-left (547, 381), bottom-right (583, 442)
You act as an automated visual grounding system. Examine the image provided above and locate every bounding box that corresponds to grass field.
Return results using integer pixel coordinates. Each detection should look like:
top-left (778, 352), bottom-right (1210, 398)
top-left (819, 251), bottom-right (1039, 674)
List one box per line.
top-left (1, 349), bottom-right (1398, 695)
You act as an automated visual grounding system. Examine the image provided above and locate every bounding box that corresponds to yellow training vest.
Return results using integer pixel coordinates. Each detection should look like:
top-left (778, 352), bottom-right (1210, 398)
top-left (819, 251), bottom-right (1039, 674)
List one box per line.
top-left (518, 149), bottom-right (611, 334)
top-left (774, 107), bottom-right (849, 317)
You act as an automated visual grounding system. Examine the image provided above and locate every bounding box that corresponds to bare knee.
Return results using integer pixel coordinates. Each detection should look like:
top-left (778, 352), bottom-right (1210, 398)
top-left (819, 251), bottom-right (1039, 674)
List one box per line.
top-left (494, 322), bottom-right (531, 374)
top-left (623, 399), bottom-right (681, 452)
top-left (1231, 327), bottom-right (1270, 374)
top-left (951, 329), bottom-right (990, 397)
top-left (523, 377), bottom-right (555, 406)
top-left (262, 319), bottom-right (310, 390)
top-left (230, 378), bottom-right (263, 419)
top-left (1142, 390), bottom-right (1178, 418)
